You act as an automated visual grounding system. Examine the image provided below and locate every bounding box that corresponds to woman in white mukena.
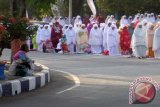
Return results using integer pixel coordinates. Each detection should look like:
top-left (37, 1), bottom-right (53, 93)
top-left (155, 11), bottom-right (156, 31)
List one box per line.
top-left (65, 24), bottom-right (76, 54)
top-left (36, 25), bottom-right (44, 51)
top-left (153, 24), bottom-right (160, 59)
top-left (131, 23), bottom-right (147, 58)
top-left (89, 24), bottom-right (103, 54)
top-left (107, 24), bottom-right (120, 56)
top-left (120, 15), bottom-right (129, 28)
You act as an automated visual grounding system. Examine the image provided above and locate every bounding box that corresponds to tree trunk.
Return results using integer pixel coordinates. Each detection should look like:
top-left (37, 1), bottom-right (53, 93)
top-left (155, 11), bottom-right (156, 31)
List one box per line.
top-left (9, 0), bottom-right (13, 16)
top-left (19, 0), bottom-right (26, 17)
top-left (10, 0), bottom-right (27, 17)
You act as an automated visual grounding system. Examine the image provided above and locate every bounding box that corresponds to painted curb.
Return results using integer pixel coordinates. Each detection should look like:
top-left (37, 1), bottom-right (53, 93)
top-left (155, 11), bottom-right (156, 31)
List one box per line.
top-left (0, 63), bottom-right (50, 97)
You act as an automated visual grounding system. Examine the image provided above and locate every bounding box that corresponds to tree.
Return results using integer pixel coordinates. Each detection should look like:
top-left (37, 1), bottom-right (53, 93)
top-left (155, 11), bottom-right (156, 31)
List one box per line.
top-left (96, 0), bottom-right (160, 18)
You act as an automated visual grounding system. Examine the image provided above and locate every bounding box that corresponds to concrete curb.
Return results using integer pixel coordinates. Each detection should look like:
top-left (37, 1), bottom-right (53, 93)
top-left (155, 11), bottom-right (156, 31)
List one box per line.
top-left (0, 63), bottom-right (50, 97)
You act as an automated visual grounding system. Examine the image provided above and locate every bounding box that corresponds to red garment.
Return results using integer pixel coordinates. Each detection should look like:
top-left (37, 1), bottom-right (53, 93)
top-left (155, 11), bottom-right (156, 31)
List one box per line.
top-left (133, 20), bottom-right (139, 29)
top-left (120, 27), bottom-right (131, 54)
top-left (61, 43), bottom-right (69, 53)
top-left (98, 16), bottom-right (105, 23)
top-left (83, 16), bottom-right (90, 26)
top-left (51, 25), bottom-right (62, 48)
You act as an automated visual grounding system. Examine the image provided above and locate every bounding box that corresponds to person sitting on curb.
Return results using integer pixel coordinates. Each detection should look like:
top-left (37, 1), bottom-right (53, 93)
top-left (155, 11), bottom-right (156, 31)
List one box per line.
top-left (9, 44), bottom-right (34, 76)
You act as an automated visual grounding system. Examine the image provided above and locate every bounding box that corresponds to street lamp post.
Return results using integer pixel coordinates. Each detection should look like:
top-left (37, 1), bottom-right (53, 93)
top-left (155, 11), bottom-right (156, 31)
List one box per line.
top-left (69, 0), bottom-right (72, 24)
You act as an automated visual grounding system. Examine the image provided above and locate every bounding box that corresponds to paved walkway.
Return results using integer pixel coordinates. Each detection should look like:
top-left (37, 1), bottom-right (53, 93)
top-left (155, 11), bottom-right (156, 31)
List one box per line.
top-left (0, 49), bottom-right (160, 107)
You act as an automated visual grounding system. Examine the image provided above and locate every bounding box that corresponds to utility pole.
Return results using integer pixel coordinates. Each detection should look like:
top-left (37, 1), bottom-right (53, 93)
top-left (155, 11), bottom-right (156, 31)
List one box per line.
top-left (69, 0), bottom-right (72, 24)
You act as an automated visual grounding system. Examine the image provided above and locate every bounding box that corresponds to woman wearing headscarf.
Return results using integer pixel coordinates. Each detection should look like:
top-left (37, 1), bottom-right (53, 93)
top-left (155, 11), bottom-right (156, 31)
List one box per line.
top-left (42, 25), bottom-right (51, 41)
top-left (57, 16), bottom-right (65, 27)
top-left (36, 25), bottom-right (44, 51)
top-left (76, 24), bottom-right (89, 53)
top-left (105, 15), bottom-right (110, 24)
top-left (146, 23), bottom-right (155, 58)
top-left (120, 15), bottom-right (129, 29)
top-left (108, 15), bottom-right (116, 23)
top-left (62, 24), bottom-right (68, 34)
top-left (131, 23), bottom-right (147, 58)
top-left (74, 15), bottom-right (82, 27)
top-left (103, 22), bottom-right (112, 51)
top-left (107, 24), bottom-right (119, 56)
top-left (51, 22), bottom-right (62, 49)
top-left (89, 24), bottom-right (102, 54)
top-left (65, 24), bottom-right (76, 54)
top-left (128, 16), bottom-right (133, 25)
top-left (153, 25), bottom-right (160, 59)
top-left (119, 26), bottom-right (131, 55)
top-left (156, 15), bottom-right (160, 22)
top-left (9, 44), bottom-right (34, 76)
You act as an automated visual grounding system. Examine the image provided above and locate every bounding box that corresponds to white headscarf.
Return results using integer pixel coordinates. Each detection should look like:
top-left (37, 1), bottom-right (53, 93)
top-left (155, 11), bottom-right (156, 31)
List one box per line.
top-left (74, 15), bottom-right (82, 26)
top-left (105, 15), bottom-right (110, 24)
top-left (120, 15), bottom-right (129, 28)
top-left (108, 15), bottom-right (116, 23)
top-left (41, 25), bottom-right (51, 41)
top-left (62, 24), bottom-right (68, 34)
top-left (128, 16), bottom-right (133, 24)
top-left (57, 16), bottom-right (65, 27)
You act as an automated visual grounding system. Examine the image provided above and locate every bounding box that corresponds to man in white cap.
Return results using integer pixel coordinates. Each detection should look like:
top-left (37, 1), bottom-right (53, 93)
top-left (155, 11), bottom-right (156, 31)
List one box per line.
top-left (89, 24), bottom-right (102, 54)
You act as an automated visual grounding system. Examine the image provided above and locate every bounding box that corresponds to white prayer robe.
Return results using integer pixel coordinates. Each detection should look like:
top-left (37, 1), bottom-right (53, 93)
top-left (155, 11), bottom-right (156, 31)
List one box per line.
top-left (107, 25), bottom-right (119, 56)
top-left (153, 27), bottom-right (160, 59)
top-left (65, 27), bottom-right (76, 53)
top-left (131, 24), bottom-right (147, 57)
top-left (36, 26), bottom-right (44, 51)
top-left (89, 25), bottom-right (102, 54)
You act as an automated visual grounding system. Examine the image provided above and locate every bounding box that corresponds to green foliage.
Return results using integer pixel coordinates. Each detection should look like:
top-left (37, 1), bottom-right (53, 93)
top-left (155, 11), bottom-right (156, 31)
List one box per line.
top-left (0, 0), bottom-right (160, 19)
top-left (0, 16), bottom-right (37, 41)
top-left (27, 0), bottom-right (56, 18)
top-left (96, 0), bottom-right (160, 17)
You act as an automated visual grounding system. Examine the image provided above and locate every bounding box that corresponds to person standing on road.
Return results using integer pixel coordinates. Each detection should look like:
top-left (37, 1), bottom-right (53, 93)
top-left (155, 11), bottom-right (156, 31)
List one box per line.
top-left (153, 25), bottom-right (160, 59)
top-left (65, 24), bottom-right (76, 54)
top-left (89, 24), bottom-right (103, 54)
top-left (146, 23), bottom-right (155, 58)
top-left (36, 25), bottom-right (44, 52)
top-left (76, 24), bottom-right (89, 53)
top-left (131, 23), bottom-right (147, 59)
top-left (107, 24), bottom-right (120, 56)
top-left (119, 26), bottom-right (131, 55)
top-left (103, 22), bottom-right (112, 52)
top-left (51, 22), bottom-right (62, 50)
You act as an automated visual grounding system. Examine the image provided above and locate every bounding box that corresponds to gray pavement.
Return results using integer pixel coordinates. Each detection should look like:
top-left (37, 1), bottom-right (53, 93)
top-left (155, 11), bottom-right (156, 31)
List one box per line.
top-left (0, 49), bottom-right (160, 107)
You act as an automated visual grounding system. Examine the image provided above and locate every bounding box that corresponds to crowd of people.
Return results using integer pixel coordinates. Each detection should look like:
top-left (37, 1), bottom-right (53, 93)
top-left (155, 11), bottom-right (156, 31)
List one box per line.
top-left (32, 13), bottom-right (160, 59)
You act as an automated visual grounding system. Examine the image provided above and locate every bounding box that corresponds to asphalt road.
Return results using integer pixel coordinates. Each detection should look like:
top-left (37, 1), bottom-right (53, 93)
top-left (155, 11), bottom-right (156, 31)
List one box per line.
top-left (1, 50), bottom-right (160, 107)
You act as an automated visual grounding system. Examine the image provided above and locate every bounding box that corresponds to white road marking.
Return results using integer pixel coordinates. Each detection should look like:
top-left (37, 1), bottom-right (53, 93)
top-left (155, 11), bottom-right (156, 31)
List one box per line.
top-left (51, 69), bottom-right (80, 94)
